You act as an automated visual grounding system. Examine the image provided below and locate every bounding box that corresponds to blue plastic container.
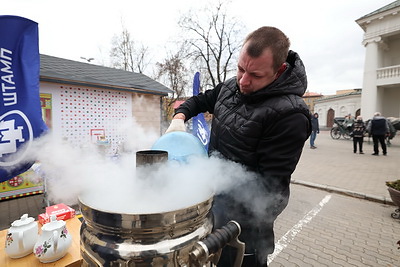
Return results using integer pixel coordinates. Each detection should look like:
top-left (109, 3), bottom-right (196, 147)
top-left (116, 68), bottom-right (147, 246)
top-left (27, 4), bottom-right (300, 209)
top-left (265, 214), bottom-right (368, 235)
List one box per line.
top-left (152, 132), bottom-right (208, 162)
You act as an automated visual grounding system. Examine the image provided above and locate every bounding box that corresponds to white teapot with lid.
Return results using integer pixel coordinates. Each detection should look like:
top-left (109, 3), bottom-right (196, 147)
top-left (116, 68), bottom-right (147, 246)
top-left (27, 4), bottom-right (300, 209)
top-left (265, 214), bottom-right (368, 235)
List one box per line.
top-left (33, 215), bottom-right (72, 263)
top-left (4, 213), bottom-right (38, 258)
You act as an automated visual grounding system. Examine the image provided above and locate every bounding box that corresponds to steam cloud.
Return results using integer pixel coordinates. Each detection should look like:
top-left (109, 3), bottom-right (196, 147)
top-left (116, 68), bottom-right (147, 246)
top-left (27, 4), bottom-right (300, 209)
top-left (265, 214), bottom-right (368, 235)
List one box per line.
top-left (26, 118), bottom-right (271, 218)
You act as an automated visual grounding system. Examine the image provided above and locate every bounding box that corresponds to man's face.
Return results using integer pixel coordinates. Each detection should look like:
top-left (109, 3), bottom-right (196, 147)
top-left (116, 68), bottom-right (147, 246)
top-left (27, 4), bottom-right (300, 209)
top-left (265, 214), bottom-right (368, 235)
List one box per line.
top-left (236, 43), bottom-right (278, 95)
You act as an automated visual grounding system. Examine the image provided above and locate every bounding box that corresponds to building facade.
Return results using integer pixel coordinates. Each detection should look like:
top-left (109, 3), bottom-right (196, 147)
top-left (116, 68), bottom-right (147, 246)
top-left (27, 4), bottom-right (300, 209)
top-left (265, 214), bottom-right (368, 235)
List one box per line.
top-left (314, 90), bottom-right (361, 128)
top-left (314, 1), bottom-right (400, 129)
top-left (357, 1), bottom-right (400, 120)
top-left (39, 54), bottom-right (171, 155)
top-left (302, 91), bottom-right (323, 114)
top-left (0, 54), bottom-right (171, 200)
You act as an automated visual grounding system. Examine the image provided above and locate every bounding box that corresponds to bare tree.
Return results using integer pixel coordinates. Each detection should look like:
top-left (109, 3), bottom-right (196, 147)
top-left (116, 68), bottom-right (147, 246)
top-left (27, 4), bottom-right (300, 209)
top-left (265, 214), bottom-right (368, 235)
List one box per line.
top-left (155, 48), bottom-right (189, 121)
top-left (110, 27), bottom-right (150, 74)
top-left (178, 1), bottom-right (246, 89)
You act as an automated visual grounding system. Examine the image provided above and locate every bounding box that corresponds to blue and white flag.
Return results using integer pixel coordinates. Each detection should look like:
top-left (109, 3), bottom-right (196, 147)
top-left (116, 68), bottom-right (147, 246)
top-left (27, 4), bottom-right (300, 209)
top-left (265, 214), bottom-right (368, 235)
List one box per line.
top-left (192, 72), bottom-right (210, 151)
top-left (0, 16), bottom-right (47, 182)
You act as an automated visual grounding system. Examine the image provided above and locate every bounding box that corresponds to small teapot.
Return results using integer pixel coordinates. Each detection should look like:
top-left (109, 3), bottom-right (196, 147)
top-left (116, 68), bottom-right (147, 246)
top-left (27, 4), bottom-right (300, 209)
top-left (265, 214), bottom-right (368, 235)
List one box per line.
top-left (33, 215), bottom-right (72, 263)
top-left (4, 214), bottom-right (38, 258)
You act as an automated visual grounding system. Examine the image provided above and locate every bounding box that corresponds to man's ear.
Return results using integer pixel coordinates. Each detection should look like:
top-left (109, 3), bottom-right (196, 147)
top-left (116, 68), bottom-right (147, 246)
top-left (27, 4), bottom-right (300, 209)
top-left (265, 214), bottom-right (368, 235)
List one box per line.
top-left (275, 63), bottom-right (287, 78)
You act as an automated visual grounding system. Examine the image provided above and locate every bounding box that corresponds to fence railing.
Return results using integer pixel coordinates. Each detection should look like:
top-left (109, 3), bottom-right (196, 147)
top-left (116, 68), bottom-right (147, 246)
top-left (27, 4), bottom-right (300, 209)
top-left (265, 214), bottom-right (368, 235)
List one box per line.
top-left (377, 65), bottom-right (400, 80)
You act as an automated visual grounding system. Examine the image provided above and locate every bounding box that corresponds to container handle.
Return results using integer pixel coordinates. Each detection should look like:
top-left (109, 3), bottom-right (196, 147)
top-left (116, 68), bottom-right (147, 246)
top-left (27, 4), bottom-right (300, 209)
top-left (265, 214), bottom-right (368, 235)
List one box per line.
top-left (53, 230), bottom-right (58, 252)
top-left (18, 231), bottom-right (24, 251)
top-left (189, 220), bottom-right (245, 267)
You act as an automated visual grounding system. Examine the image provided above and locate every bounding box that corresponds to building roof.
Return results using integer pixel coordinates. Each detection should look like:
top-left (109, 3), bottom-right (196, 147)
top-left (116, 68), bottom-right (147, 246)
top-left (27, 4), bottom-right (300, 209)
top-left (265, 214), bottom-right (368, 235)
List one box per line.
top-left (303, 91), bottom-right (323, 97)
top-left (40, 54), bottom-right (172, 96)
top-left (357, 0), bottom-right (400, 21)
top-left (315, 90), bottom-right (361, 103)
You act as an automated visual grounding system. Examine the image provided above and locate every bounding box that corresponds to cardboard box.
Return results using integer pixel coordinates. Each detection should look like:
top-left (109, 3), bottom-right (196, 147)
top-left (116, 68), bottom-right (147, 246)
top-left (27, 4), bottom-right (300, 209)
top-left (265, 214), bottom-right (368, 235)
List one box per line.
top-left (39, 203), bottom-right (76, 224)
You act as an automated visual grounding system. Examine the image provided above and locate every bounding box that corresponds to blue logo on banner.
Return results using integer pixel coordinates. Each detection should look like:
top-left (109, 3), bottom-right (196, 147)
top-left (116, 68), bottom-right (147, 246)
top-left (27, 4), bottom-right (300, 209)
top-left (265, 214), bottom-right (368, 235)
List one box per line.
top-left (0, 16), bottom-right (47, 182)
top-left (192, 72), bottom-right (210, 151)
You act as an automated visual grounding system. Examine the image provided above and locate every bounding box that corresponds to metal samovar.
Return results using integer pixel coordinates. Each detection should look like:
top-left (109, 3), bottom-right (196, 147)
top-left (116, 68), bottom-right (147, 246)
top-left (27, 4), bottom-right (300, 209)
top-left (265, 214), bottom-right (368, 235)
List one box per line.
top-left (79, 150), bottom-right (245, 266)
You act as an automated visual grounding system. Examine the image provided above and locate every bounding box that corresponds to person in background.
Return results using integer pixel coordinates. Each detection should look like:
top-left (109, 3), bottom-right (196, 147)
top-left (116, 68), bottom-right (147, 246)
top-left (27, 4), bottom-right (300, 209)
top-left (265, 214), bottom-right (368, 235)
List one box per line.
top-left (343, 113), bottom-right (355, 132)
top-left (166, 26), bottom-right (311, 266)
top-left (352, 115), bottom-right (366, 154)
top-left (367, 112), bottom-right (390, 156)
top-left (310, 113), bottom-right (319, 149)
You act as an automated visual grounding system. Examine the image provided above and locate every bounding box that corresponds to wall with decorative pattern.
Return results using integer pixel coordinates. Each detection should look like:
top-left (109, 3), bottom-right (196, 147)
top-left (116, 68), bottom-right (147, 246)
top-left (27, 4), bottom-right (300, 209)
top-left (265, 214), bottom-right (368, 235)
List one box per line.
top-left (40, 82), bottom-right (133, 155)
top-left (1, 82), bottom-right (164, 200)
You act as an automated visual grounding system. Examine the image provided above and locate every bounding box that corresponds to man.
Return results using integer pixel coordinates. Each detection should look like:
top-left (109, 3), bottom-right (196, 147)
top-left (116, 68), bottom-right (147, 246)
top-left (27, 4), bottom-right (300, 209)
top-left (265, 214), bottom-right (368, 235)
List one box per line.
top-left (343, 113), bottom-right (355, 132)
top-left (367, 112), bottom-right (389, 156)
top-left (352, 115), bottom-right (366, 154)
top-left (166, 26), bottom-right (311, 266)
top-left (310, 112), bottom-right (319, 149)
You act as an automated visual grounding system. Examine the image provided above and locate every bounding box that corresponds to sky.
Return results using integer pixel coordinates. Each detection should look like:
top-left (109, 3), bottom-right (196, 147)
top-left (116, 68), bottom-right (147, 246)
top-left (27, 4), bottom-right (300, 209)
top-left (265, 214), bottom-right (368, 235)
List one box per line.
top-left (1, 0), bottom-right (396, 95)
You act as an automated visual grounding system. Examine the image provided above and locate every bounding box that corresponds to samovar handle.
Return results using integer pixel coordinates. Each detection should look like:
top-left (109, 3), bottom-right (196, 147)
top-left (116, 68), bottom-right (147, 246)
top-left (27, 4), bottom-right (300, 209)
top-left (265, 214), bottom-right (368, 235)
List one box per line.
top-left (189, 220), bottom-right (245, 267)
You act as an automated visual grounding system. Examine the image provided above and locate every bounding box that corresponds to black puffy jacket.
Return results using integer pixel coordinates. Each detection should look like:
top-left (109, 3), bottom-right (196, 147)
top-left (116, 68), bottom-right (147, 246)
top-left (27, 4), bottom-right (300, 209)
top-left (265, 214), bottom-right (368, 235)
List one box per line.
top-left (175, 50), bottom-right (311, 256)
top-left (369, 116), bottom-right (389, 136)
top-left (177, 51), bottom-right (310, 181)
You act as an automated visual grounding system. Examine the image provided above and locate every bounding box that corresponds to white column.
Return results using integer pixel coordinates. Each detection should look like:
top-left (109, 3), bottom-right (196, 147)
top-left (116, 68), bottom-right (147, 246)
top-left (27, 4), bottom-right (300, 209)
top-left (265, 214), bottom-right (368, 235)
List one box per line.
top-left (361, 37), bottom-right (380, 120)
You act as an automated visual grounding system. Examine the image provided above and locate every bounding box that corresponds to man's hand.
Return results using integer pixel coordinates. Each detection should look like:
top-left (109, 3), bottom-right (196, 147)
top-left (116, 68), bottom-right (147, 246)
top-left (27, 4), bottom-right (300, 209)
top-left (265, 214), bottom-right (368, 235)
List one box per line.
top-left (165, 113), bottom-right (186, 134)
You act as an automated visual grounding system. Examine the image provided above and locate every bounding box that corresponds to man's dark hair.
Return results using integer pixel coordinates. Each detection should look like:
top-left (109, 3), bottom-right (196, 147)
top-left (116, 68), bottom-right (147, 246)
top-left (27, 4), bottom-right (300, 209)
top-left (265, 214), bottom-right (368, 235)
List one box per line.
top-left (244, 26), bottom-right (290, 71)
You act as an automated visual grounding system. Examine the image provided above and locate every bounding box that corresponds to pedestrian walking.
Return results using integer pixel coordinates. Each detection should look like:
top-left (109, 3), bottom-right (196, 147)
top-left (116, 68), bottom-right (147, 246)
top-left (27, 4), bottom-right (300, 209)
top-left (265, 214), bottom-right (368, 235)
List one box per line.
top-left (352, 115), bottom-right (365, 154)
top-left (310, 112), bottom-right (319, 149)
top-left (367, 112), bottom-right (390, 156)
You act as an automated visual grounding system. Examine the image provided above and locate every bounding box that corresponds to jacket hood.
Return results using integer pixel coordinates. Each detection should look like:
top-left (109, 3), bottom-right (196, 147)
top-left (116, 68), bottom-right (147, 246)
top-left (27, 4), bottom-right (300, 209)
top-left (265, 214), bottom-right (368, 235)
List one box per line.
top-left (238, 50), bottom-right (307, 101)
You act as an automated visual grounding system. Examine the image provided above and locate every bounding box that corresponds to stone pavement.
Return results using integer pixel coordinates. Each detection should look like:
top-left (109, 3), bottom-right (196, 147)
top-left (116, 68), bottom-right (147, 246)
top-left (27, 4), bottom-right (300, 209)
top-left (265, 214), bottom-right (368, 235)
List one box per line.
top-left (270, 184), bottom-right (400, 266)
top-left (270, 132), bottom-right (400, 266)
top-left (0, 192), bottom-right (44, 230)
top-left (292, 130), bottom-right (400, 205)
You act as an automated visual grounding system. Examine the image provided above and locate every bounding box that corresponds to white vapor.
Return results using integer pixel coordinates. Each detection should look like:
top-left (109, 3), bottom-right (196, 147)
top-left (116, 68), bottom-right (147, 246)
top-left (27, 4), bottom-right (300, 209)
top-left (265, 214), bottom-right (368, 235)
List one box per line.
top-left (27, 124), bottom-right (263, 215)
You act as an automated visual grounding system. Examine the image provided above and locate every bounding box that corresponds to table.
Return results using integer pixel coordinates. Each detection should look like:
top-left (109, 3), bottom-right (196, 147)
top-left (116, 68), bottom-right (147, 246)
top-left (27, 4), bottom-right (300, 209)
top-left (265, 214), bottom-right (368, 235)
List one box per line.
top-left (0, 217), bottom-right (82, 266)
